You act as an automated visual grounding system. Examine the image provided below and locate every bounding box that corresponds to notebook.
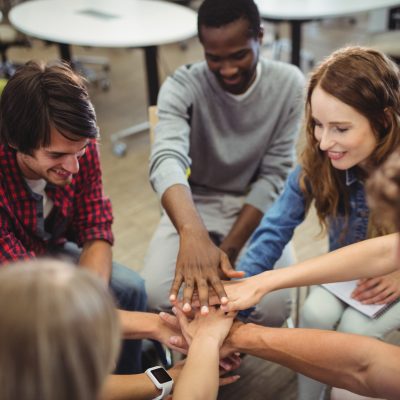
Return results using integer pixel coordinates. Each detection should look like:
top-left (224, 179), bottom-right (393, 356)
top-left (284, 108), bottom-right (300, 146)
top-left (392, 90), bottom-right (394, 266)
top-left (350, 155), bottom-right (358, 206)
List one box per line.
top-left (322, 280), bottom-right (399, 318)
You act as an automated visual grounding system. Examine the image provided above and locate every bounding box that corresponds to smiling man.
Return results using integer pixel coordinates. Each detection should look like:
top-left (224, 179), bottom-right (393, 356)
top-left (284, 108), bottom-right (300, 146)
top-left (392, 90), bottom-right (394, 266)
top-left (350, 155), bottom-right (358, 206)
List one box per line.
top-left (142, 0), bottom-right (304, 326)
top-left (0, 61), bottom-right (147, 374)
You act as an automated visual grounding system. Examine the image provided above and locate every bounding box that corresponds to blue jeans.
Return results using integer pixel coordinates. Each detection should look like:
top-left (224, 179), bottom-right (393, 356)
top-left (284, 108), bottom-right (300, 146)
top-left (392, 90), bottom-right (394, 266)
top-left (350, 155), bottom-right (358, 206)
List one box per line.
top-left (110, 261), bottom-right (147, 374)
top-left (52, 242), bottom-right (147, 374)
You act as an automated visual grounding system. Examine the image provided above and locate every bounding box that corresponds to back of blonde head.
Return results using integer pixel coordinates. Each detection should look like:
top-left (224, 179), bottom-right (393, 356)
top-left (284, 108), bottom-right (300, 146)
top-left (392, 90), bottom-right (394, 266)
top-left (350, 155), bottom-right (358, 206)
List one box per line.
top-left (299, 46), bottom-right (400, 234)
top-left (0, 259), bottom-right (120, 400)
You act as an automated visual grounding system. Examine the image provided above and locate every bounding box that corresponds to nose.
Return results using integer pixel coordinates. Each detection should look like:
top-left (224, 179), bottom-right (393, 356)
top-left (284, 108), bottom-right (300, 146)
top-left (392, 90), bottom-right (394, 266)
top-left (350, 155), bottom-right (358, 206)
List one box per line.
top-left (318, 130), bottom-right (335, 151)
top-left (219, 61), bottom-right (239, 78)
top-left (63, 155), bottom-right (80, 174)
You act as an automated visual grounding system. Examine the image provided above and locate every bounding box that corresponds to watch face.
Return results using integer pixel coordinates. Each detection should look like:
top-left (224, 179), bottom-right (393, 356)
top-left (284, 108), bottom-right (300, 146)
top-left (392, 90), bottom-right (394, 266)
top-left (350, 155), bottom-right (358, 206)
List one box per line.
top-left (151, 367), bottom-right (173, 383)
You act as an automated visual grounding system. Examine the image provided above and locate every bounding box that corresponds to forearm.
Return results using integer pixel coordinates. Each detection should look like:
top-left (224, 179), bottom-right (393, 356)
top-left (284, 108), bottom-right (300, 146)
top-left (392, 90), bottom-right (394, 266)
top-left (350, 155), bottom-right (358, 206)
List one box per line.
top-left (161, 184), bottom-right (207, 237)
top-left (79, 240), bottom-right (112, 282)
top-left (100, 374), bottom-right (162, 400)
top-left (173, 336), bottom-right (220, 400)
top-left (118, 310), bottom-right (160, 340)
top-left (220, 204), bottom-right (263, 262)
top-left (229, 324), bottom-right (400, 399)
top-left (256, 234), bottom-right (398, 294)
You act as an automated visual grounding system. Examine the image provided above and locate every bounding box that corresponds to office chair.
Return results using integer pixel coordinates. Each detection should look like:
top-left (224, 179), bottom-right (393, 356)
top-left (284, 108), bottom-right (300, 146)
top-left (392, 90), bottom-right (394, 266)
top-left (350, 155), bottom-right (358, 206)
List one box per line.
top-left (72, 53), bottom-right (111, 91)
top-left (0, 0), bottom-right (30, 78)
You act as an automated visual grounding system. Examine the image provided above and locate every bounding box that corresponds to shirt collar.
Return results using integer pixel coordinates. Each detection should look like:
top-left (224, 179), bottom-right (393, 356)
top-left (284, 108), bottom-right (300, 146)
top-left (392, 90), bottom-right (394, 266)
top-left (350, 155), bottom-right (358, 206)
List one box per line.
top-left (345, 168), bottom-right (358, 186)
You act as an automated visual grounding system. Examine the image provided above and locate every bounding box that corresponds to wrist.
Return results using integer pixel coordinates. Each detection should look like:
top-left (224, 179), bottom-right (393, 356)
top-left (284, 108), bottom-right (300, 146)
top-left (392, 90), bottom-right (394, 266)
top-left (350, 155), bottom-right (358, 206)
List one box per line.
top-left (192, 332), bottom-right (224, 349)
top-left (224, 321), bottom-right (248, 353)
top-left (179, 225), bottom-right (211, 246)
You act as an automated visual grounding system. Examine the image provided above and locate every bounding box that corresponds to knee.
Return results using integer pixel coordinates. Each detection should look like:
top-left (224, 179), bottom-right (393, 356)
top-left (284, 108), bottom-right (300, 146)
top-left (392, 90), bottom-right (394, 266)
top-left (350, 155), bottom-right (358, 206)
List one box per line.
top-left (250, 289), bottom-right (292, 327)
top-left (336, 314), bottom-right (371, 336)
top-left (144, 278), bottom-right (172, 312)
top-left (300, 297), bottom-right (337, 330)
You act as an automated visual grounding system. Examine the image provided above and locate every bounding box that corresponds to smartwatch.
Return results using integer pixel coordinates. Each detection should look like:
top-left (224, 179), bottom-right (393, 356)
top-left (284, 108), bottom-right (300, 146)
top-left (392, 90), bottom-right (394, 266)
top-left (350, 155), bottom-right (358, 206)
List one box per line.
top-left (145, 366), bottom-right (174, 399)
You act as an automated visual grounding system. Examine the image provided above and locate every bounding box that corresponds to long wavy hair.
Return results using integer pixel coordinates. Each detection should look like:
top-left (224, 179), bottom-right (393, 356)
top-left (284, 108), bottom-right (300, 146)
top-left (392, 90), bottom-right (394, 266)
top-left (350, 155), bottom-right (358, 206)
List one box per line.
top-left (299, 46), bottom-right (400, 236)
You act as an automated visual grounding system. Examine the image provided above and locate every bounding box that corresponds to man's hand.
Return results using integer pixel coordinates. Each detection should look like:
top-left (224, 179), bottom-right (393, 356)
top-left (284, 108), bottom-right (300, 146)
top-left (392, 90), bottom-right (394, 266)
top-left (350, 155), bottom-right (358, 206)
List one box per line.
top-left (352, 269), bottom-right (400, 304)
top-left (169, 232), bottom-right (244, 314)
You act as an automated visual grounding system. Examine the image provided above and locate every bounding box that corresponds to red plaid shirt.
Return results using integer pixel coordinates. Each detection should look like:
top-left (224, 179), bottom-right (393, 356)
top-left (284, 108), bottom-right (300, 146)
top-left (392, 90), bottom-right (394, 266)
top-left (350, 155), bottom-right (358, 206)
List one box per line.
top-left (0, 142), bottom-right (114, 263)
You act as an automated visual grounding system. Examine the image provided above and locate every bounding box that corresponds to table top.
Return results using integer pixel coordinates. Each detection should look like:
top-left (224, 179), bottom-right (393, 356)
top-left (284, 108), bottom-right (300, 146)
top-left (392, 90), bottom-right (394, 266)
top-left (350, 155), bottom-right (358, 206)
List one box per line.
top-left (255, 0), bottom-right (400, 21)
top-left (9, 0), bottom-right (197, 48)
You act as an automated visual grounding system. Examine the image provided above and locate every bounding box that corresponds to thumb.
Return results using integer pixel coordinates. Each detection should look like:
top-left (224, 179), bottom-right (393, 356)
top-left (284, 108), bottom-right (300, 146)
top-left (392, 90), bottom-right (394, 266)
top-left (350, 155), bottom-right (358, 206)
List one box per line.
top-left (220, 257), bottom-right (245, 278)
top-left (225, 270), bottom-right (245, 279)
top-left (221, 299), bottom-right (244, 312)
top-left (173, 306), bottom-right (189, 331)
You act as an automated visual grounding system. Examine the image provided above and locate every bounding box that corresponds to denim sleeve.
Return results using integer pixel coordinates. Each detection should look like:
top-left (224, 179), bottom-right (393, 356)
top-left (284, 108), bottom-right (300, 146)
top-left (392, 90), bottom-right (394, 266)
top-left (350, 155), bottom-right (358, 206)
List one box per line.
top-left (238, 165), bottom-right (306, 276)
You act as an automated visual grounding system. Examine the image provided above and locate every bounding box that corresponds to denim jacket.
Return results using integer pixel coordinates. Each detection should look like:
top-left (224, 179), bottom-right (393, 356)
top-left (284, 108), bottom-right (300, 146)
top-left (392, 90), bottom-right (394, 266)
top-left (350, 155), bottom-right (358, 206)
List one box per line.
top-left (238, 164), bottom-right (369, 277)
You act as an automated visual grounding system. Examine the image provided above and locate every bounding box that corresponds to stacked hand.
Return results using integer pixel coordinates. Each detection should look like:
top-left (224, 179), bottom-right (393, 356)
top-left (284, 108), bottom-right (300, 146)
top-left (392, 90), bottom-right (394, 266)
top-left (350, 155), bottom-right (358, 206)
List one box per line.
top-left (169, 233), bottom-right (244, 315)
top-left (160, 306), bottom-right (241, 384)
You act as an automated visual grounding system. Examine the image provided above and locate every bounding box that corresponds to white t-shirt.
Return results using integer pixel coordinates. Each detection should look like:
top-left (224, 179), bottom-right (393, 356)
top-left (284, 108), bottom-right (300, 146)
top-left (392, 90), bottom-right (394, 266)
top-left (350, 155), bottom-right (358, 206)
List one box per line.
top-left (25, 178), bottom-right (54, 218)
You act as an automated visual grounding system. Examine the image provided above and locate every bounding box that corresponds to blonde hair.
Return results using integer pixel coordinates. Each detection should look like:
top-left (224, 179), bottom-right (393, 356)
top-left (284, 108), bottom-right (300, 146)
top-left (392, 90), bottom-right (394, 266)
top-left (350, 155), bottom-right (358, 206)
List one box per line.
top-left (299, 46), bottom-right (400, 236)
top-left (0, 259), bottom-right (121, 400)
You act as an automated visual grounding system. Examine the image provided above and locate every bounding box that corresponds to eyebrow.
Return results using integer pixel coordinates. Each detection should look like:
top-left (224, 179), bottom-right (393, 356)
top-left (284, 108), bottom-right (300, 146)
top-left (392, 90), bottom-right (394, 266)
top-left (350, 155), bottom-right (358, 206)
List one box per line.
top-left (45, 143), bottom-right (89, 157)
top-left (312, 117), bottom-right (352, 125)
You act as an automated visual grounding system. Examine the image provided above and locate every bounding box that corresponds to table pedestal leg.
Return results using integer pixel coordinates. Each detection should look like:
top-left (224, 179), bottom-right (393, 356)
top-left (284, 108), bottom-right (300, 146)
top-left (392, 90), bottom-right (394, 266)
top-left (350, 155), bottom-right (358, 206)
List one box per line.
top-left (58, 43), bottom-right (72, 63)
top-left (144, 46), bottom-right (159, 106)
top-left (290, 21), bottom-right (301, 67)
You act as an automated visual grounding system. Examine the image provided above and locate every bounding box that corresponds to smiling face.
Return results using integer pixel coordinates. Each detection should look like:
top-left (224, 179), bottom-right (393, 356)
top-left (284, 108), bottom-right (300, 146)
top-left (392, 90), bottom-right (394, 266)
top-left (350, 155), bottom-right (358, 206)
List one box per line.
top-left (16, 126), bottom-right (89, 186)
top-left (200, 18), bottom-right (262, 95)
top-left (311, 85), bottom-right (378, 170)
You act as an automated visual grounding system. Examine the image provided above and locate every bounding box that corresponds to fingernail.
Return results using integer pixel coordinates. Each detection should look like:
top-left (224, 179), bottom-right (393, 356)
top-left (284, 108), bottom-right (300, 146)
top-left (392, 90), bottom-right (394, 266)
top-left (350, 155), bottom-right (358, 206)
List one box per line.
top-left (183, 303), bottom-right (191, 312)
top-left (221, 296), bottom-right (228, 304)
top-left (159, 312), bottom-right (165, 317)
top-left (172, 307), bottom-right (177, 315)
top-left (170, 294), bottom-right (176, 301)
top-left (170, 336), bottom-right (177, 345)
top-left (201, 305), bottom-right (209, 314)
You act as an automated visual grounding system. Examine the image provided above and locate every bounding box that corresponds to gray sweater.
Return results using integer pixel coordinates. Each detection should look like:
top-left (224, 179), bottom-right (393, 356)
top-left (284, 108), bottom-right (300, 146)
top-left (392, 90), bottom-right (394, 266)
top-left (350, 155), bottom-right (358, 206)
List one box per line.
top-left (150, 58), bottom-right (304, 213)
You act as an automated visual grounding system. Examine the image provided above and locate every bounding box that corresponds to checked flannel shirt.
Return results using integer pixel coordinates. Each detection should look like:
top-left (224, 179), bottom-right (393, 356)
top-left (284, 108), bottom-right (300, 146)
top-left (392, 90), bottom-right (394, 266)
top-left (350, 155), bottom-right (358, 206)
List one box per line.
top-left (0, 142), bottom-right (114, 263)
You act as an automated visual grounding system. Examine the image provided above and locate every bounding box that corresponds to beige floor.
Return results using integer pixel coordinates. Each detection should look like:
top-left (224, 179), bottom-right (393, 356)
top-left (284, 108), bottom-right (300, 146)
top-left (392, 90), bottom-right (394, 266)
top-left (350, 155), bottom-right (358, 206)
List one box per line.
top-left (6, 10), bottom-right (400, 399)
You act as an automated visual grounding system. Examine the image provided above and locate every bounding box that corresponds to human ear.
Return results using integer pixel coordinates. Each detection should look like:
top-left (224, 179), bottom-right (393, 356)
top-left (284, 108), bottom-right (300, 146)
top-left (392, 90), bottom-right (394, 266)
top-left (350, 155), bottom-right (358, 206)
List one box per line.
top-left (258, 25), bottom-right (264, 44)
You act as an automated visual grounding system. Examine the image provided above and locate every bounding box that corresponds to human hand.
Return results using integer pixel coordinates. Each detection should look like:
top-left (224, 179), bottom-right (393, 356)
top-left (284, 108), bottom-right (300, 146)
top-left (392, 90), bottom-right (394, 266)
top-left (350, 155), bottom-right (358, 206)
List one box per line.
top-left (169, 233), bottom-right (244, 314)
top-left (174, 305), bottom-right (235, 347)
top-left (220, 274), bottom-right (267, 313)
top-left (160, 307), bottom-right (241, 370)
top-left (352, 269), bottom-right (400, 304)
top-left (155, 311), bottom-right (189, 353)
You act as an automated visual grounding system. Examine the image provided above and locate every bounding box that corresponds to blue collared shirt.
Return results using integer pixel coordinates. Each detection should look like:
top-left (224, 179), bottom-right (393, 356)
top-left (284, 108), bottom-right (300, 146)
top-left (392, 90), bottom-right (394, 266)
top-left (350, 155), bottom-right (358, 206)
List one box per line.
top-left (238, 164), bottom-right (369, 277)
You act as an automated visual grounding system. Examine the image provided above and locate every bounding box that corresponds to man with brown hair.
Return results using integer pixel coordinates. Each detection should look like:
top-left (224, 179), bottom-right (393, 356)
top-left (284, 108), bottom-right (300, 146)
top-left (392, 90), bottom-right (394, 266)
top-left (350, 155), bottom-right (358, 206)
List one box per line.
top-left (0, 61), bottom-right (147, 374)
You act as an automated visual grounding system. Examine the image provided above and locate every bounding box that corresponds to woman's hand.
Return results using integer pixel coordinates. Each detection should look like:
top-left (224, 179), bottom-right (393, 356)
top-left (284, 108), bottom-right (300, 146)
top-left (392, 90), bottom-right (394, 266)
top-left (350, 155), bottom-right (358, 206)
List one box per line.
top-left (352, 269), bottom-right (400, 304)
top-left (220, 274), bottom-right (268, 312)
top-left (173, 305), bottom-right (235, 347)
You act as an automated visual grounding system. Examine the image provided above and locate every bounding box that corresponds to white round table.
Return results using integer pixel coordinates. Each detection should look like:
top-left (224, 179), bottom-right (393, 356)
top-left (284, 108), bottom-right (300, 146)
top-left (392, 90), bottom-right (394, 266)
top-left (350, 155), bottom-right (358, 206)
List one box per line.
top-left (255, 0), bottom-right (400, 66)
top-left (9, 0), bottom-right (197, 104)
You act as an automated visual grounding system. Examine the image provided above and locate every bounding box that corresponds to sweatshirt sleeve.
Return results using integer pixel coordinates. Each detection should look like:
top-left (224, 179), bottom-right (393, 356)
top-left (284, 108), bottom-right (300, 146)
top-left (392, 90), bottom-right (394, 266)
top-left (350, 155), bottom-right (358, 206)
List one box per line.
top-left (238, 166), bottom-right (307, 276)
top-left (149, 68), bottom-right (193, 199)
top-left (245, 67), bottom-right (305, 213)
